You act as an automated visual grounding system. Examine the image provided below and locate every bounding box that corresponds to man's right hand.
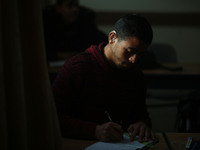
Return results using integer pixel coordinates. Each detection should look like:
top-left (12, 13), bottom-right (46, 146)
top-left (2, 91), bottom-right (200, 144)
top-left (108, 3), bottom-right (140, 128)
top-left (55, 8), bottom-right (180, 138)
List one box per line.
top-left (95, 122), bottom-right (123, 142)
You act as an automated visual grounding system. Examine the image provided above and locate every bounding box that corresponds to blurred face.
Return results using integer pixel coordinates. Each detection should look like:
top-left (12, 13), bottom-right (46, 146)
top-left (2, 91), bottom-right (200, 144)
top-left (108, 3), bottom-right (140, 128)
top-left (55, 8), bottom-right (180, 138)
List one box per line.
top-left (109, 34), bottom-right (148, 69)
top-left (56, 0), bottom-right (80, 23)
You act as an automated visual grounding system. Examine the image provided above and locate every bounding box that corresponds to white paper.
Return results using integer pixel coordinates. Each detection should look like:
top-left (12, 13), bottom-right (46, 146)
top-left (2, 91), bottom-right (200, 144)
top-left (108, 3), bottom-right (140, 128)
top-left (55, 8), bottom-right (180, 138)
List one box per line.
top-left (85, 134), bottom-right (146, 150)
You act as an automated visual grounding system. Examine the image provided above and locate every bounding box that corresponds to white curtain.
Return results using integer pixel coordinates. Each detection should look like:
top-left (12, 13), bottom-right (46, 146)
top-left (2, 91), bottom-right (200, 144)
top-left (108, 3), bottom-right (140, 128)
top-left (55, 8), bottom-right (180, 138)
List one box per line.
top-left (0, 0), bottom-right (63, 150)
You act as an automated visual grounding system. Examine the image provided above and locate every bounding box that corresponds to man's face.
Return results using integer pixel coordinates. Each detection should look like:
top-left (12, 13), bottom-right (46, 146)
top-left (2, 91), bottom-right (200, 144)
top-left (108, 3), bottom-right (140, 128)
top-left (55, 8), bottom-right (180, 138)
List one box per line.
top-left (56, 0), bottom-right (80, 23)
top-left (110, 37), bottom-right (148, 69)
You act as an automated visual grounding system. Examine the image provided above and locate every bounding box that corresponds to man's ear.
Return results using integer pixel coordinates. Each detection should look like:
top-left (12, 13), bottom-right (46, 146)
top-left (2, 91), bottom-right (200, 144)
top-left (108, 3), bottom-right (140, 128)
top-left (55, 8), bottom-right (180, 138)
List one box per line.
top-left (109, 30), bottom-right (117, 44)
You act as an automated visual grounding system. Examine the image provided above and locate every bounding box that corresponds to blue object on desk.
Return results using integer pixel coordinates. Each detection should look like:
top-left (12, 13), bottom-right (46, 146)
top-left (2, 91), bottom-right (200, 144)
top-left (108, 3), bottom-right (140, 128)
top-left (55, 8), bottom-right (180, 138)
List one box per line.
top-left (186, 136), bottom-right (192, 149)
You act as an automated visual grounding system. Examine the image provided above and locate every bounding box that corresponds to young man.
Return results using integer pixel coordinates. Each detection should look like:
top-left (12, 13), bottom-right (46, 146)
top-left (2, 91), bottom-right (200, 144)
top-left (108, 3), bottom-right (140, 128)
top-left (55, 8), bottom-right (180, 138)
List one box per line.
top-left (53, 14), bottom-right (155, 142)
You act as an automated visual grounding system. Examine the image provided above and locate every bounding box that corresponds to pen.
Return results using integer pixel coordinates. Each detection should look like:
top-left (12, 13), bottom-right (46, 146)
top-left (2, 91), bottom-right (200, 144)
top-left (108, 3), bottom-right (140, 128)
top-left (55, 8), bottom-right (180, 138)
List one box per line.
top-left (105, 110), bottom-right (124, 140)
top-left (105, 110), bottom-right (113, 122)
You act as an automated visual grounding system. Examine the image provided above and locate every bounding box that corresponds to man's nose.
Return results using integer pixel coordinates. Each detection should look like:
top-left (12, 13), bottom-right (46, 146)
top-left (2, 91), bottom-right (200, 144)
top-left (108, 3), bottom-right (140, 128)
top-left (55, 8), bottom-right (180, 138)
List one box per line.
top-left (129, 54), bottom-right (137, 63)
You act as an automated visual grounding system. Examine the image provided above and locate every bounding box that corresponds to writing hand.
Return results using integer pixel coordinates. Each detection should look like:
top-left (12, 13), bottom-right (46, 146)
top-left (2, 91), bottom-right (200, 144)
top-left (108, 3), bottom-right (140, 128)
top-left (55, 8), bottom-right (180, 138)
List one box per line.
top-left (95, 122), bottom-right (123, 142)
top-left (127, 121), bottom-right (155, 142)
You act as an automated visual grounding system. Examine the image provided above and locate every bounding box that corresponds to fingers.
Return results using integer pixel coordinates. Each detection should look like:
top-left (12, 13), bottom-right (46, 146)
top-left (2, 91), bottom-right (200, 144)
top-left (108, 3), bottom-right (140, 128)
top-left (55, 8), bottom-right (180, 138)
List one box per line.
top-left (107, 126), bottom-right (123, 141)
top-left (95, 121), bottom-right (155, 143)
top-left (143, 128), bottom-right (150, 141)
top-left (95, 122), bottom-right (123, 142)
top-left (127, 121), bottom-right (154, 142)
top-left (105, 123), bottom-right (123, 140)
top-left (138, 126), bottom-right (145, 142)
top-left (150, 130), bottom-right (155, 140)
top-left (127, 125), bottom-right (137, 141)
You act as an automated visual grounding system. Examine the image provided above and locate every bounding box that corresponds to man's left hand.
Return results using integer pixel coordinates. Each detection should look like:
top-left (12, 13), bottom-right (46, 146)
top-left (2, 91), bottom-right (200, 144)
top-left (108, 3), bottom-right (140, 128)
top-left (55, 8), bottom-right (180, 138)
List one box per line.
top-left (127, 121), bottom-right (155, 142)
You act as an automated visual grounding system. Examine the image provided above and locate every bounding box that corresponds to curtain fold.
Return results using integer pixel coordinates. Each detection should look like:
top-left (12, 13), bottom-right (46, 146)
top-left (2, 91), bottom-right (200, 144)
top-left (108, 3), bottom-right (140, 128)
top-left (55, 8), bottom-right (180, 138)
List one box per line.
top-left (0, 0), bottom-right (63, 150)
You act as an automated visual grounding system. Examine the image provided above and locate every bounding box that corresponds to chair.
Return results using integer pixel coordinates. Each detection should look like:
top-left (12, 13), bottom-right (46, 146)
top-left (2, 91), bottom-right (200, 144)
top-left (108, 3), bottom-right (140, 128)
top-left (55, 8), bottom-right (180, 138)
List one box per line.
top-left (137, 42), bottom-right (182, 72)
top-left (147, 43), bottom-right (177, 63)
top-left (145, 43), bottom-right (185, 132)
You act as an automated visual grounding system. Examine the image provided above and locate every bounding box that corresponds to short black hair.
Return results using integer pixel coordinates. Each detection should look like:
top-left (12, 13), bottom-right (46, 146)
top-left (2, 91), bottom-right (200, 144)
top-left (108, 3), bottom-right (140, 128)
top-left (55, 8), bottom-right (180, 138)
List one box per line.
top-left (113, 14), bottom-right (153, 45)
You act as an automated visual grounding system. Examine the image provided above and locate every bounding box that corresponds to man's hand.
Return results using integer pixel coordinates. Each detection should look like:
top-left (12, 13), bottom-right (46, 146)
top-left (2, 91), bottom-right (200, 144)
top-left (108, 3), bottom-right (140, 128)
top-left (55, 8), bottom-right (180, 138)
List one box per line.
top-left (95, 122), bottom-right (123, 142)
top-left (127, 121), bottom-right (155, 142)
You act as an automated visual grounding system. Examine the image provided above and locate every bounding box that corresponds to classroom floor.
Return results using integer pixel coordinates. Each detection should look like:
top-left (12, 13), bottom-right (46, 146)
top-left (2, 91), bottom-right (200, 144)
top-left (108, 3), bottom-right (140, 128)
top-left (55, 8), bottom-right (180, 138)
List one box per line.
top-left (146, 89), bottom-right (193, 132)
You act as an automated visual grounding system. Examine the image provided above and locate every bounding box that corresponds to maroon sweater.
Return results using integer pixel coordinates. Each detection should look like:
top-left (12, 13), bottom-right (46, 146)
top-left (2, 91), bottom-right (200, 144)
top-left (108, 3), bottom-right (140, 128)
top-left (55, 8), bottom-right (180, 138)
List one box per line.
top-left (53, 42), bottom-right (151, 139)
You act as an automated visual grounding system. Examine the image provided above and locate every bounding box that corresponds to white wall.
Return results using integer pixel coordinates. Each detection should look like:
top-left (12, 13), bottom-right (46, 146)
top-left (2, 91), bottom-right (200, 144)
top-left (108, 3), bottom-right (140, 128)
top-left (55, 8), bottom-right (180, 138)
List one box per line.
top-left (80, 0), bottom-right (200, 12)
top-left (80, 0), bottom-right (200, 63)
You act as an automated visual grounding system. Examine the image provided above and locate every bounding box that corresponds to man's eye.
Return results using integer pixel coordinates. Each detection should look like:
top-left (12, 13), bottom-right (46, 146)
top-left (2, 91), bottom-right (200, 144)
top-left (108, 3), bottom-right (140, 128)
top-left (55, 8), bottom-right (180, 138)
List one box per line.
top-left (125, 49), bottom-right (130, 53)
top-left (126, 49), bottom-right (136, 54)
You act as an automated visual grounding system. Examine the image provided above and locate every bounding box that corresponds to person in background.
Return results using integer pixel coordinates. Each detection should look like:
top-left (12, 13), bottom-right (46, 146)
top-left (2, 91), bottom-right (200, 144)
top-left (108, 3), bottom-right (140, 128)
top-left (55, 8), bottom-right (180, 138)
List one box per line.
top-left (53, 14), bottom-right (155, 142)
top-left (42, 0), bottom-right (107, 62)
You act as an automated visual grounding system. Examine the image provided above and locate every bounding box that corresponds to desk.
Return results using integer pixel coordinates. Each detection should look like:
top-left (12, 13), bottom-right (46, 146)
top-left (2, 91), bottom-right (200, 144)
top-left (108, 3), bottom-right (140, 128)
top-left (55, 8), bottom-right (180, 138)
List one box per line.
top-left (62, 133), bottom-right (200, 150)
top-left (165, 132), bottom-right (200, 150)
top-left (48, 63), bottom-right (200, 89)
top-left (62, 133), bottom-right (169, 150)
top-left (63, 138), bottom-right (96, 150)
top-left (143, 63), bottom-right (200, 89)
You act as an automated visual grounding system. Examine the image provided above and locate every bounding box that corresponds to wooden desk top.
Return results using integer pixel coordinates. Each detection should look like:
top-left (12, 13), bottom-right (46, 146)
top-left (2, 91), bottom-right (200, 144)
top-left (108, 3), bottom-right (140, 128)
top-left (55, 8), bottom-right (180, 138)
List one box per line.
top-left (165, 132), bottom-right (200, 150)
top-left (143, 63), bottom-right (200, 76)
top-left (63, 138), bottom-right (96, 150)
top-left (62, 133), bottom-right (169, 150)
top-left (48, 63), bottom-right (200, 76)
top-left (153, 133), bottom-right (169, 150)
